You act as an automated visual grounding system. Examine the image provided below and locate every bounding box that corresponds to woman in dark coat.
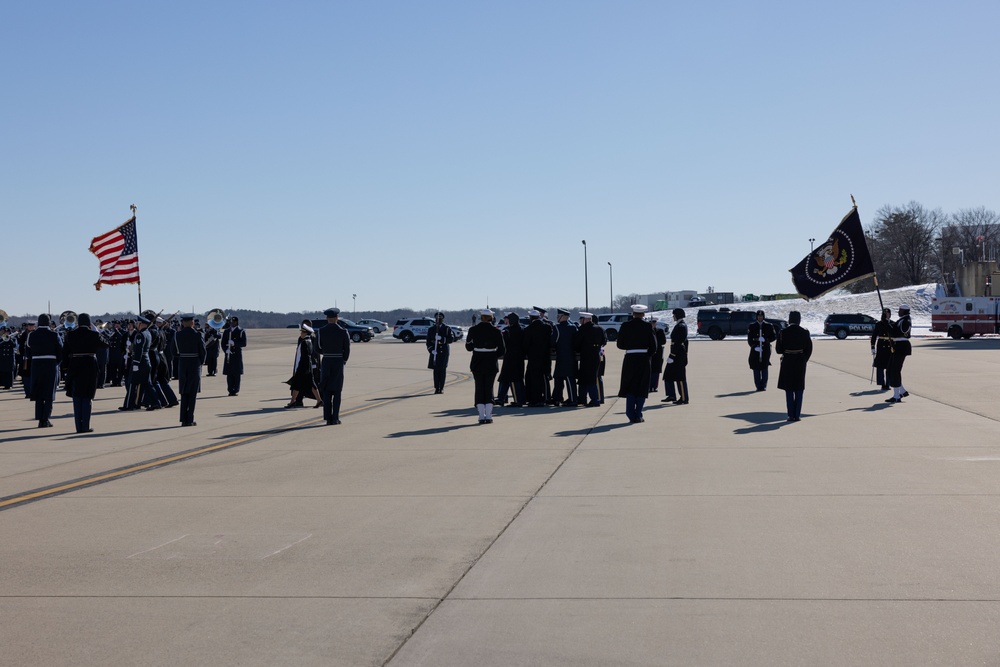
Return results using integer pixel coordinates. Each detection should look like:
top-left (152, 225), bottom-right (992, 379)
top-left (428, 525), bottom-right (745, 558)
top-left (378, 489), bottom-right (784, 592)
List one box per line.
top-left (286, 325), bottom-right (322, 408)
top-left (62, 313), bottom-right (107, 433)
top-left (776, 310), bottom-right (812, 422)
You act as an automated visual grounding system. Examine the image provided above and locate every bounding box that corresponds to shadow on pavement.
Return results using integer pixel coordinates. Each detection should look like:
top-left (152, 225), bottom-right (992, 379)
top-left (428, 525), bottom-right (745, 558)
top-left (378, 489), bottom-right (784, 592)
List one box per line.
top-left (715, 390), bottom-right (759, 398)
top-left (386, 423), bottom-right (481, 438)
top-left (552, 422), bottom-right (634, 437)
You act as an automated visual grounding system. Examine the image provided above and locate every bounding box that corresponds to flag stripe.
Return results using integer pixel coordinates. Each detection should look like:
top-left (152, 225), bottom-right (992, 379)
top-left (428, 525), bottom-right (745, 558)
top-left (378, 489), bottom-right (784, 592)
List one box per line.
top-left (90, 217), bottom-right (140, 287)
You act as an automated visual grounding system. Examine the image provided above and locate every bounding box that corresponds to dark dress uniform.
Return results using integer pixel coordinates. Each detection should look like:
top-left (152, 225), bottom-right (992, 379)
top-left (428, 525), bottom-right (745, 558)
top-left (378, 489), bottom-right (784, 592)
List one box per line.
top-left (63, 321), bottom-right (107, 433)
top-left (523, 316), bottom-right (553, 406)
top-left (887, 309), bottom-right (912, 402)
top-left (0, 334), bottom-right (15, 389)
top-left (221, 324), bottom-right (247, 395)
top-left (317, 315), bottom-right (351, 425)
top-left (18, 327), bottom-right (33, 397)
top-left (776, 317), bottom-right (812, 421)
top-left (616, 312), bottom-right (656, 423)
top-left (106, 325), bottom-right (127, 386)
top-left (426, 320), bottom-right (456, 394)
top-left (151, 325), bottom-right (178, 408)
top-left (650, 324), bottom-right (667, 392)
top-left (465, 317), bottom-right (505, 423)
top-left (551, 318), bottom-right (578, 406)
top-left (26, 322), bottom-right (62, 427)
top-left (575, 319), bottom-right (606, 406)
top-left (747, 318), bottom-right (776, 391)
top-left (870, 312), bottom-right (893, 391)
top-left (663, 318), bottom-right (689, 403)
top-left (174, 320), bottom-right (207, 426)
top-left (497, 314), bottom-right (526, 407)
top-left (203, 327), bottom-right (221, 376)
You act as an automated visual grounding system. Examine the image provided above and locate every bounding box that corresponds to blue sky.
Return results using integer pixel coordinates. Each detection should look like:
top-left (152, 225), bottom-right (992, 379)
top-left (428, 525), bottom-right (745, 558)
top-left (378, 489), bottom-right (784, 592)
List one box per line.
top-left (3, 1), bottom-right (998, 316)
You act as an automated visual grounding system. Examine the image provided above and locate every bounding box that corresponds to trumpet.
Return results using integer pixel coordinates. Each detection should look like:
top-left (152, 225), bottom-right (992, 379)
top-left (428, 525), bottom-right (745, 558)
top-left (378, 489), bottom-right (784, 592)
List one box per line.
top-left (206, 308), bottom-right (226, 330)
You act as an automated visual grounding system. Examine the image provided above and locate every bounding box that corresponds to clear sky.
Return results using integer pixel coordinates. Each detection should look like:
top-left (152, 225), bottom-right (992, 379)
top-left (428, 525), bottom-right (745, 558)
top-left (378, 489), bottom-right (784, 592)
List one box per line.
top-left (3, 1), bottom-right (999, 317)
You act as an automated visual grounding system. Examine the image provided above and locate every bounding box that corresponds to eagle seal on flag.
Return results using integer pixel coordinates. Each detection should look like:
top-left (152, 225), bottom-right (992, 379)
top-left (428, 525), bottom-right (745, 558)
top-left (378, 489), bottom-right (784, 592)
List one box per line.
top-left (790, 207), bottom-right (875, 300)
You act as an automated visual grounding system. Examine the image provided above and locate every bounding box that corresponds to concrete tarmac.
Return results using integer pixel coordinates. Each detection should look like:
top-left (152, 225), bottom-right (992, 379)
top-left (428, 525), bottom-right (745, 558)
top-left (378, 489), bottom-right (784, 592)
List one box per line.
top-left (2, 330), bottom-right (1000, 666)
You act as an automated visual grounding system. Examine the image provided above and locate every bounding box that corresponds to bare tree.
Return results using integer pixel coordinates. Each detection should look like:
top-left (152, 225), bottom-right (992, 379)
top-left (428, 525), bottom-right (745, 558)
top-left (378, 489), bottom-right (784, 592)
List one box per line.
top-left (941, 207), bottom-right (1000, 271)
top-left (863, 202), bottom-right (945, 289)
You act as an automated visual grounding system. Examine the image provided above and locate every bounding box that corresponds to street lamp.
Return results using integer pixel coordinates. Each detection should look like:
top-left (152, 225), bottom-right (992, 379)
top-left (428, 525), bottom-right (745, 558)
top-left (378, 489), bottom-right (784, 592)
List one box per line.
top-left (582, 240), bottom-right (589, 311)
top-left (809, 238), bottom-right (816, 253)
top-left (352, 293), bottom-right (357, 318)
top-left (607, 262), bottom-right (613, 313)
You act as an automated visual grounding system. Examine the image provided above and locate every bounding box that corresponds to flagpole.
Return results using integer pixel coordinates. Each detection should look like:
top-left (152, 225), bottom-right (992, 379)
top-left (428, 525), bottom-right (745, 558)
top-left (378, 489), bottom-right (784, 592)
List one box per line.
top-left (851, 194), bottom-right (885, 312)
top-left (131, 203), bottom-right (142, 315)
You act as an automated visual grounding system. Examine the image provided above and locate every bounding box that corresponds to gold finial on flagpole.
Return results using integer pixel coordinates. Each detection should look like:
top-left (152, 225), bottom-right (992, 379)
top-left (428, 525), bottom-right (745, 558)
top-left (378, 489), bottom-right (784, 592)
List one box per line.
top-left (130, 203), bottom-right (137, 217)
top-left (850, 194), bottom-right (857, 208)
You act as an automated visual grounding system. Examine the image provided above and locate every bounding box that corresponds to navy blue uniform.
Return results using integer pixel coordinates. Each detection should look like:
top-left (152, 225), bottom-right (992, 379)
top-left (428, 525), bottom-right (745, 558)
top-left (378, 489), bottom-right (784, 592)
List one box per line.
top-left (616, 315), bottom-right (656, 422)
top-left (26, 327), bottom-right (62, 426)
top-left (747, 320), bottom-right (775, 391)
top-left (551, 320), bottom-right (577, 406)
top-left (63, 327), bottom-right (107, 432)
top-left (222, 326), bottom-right (247, 395)
top-left (776, 323), bottom-right (812, 420)
top-left (317, 321), bottom-right (351, 424)
top-left (174, 326), bottom-right (207, 426)
top-left (426, 322), bottom-right (456, 393)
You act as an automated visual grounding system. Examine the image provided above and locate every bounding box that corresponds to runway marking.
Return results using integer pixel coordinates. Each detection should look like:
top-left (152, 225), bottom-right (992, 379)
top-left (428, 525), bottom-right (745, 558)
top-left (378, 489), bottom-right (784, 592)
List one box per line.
top-left (0, 372), bottom-right (470, 513)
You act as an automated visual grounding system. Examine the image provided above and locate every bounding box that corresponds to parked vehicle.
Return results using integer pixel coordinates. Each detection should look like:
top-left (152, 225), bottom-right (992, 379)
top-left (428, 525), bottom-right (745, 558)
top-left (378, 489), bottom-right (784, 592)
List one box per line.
top-left (307, 319), bottom-right (373, 343)
top-left (596, 313), bottom-right (631, 341)
top-left (931, 296), bottom-right (998, 339)
top-left (823, 313), bottom-right (878, 339)
top-left (355, 319), bottom-right (389, 334)
top-left (696, 309), bottom-right (787, 340)
top-left (392, 317), bottom-right (435, 343)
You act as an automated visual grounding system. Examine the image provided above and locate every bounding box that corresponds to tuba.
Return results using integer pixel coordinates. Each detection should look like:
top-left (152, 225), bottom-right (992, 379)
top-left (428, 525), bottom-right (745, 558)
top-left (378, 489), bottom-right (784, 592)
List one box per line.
top-left (0, 310), bottom-right (10, 342)
top-left (60, 310), bottom-right (78, 331)
top-left (206, 308), bottom-right (227, 330)
top-left (0, 309), bottom-right (8, 331)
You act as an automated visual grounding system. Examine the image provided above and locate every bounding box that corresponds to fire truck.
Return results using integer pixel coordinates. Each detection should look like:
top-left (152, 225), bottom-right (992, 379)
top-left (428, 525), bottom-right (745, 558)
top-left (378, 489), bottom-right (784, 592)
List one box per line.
top-left (931, 296), bottom-right (1000, 338)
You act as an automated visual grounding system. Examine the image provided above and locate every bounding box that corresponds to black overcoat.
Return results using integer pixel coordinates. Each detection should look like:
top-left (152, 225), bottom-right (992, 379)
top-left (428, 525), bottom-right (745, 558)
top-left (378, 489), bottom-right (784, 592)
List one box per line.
top-left (616, 316), bottom-right (656, 397)
top-left (63, 327), bottom-right (106, 400)
top-left (747, 320), bottom-right (776, 370)
top-left (776, 324), bottom-right (812, 391)
top-left (174, 326), bottom-right (207, 394)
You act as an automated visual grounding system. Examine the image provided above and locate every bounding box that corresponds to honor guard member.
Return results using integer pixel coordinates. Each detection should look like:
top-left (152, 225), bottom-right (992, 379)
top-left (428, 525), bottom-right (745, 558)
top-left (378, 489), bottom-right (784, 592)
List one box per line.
top-left (649, 318), bottom-right (667, 393)
top-left (317, 308), bottom-right (351, 425)
top-left (203, 324), bottom-right (221, 376)
top-left (151, 317), bottom-right (178, 408)
top-left (523, 309), bottom-right (553, 407)
top-left (886, 304), bottom-right (912, 403)
top-left (25, 313), bottom-right (62, 427)
top-left (160, 317), bottom-right (177, 380)
top-left (426, 312), bottom-right (456, 394)
top-left (92, 319), bottom-right (109, 388)
top-left (174, 314), bottom-right (207, 426)
top-left (106, 321), bottom-right (126, 386)
top-left (19, 321), bottom-right (35, 397)
top-left (617, 304), bottom-right (657, 423)
top-left (465, 309), bottom-right (505, 424)
top-left (286, 323), bottom-right (322, 409)
top-left (496, 312), bottom-right (526, 407)
top-left (121, 316), bottom-right (158, 411)
top-left (662, 308), bottom-right (690, 403)
top-left (62, 313), bottom-right (106, 433)
top-left (747, 310), bottom-right (776, 391)
top-left (551, 308), bottom-right (578, 406)
top-left (871, 308), bottom-right (893, 391)
top-left (0, 327), bottom-right (15, 389)
top-left (221, 316), bottom-right (248, 395)
top-left (776, 311), bottom-right (812, 421)
top-left (575, 312), bottom-right (606, 406)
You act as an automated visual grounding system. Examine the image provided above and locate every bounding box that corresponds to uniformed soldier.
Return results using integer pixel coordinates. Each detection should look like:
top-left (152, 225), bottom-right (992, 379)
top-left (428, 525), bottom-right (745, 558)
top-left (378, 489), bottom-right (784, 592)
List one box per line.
top-left (203, 324), bottom-right (221, 376)
top-left (93, 319), bottom-right (109, 389)
top-left (0, 327), bottom-right (15, 389)
top-left (18, 321), bottom-right (35, 397)
top-left (575, 312), bottom-right (605, 407)
top-left (496, 312), bottom-right (526, 407)
top-left (886, 304), bottom-right (912, 403)
top-left (747, 309), bottom-right (776, 391)
top-left (221, 316), bottom-right (248, 395)
top-left (663, 308), bottom-right (690, 404)
top-left (317, 308), bottom-right (351, 425)
top-left (649, 318), bottom-right (667, 393)
top-left (150, 316), bottom-right (178, 408)
top-left (426, 312), bottom-right (456, 394)
top-left (871, 307), bottom-right (893, 391)
top-left (465, 309), bottom-right (505, 424)
top-left (523, 310), bottom-right (553, 407)
top-left (120, 316), bottom-right (158, 411)
top-left (616, 304), bottom-right (657, 423)
top-left (551, 308), bottom-right (578, 407)
top-left (776, 310), bottom-right (812, 421)
top-left (174, 314), bottom-right (207, 426)
top-left (62, 313), bottom-right (107, 433)
top-left (25, 313), bottom-right (62, 427)
top-left (106, 320), bottom-right (127, 386)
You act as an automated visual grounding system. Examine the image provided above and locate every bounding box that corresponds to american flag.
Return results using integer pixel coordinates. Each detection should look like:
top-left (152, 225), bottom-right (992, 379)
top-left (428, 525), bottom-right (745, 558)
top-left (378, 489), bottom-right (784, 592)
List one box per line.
top-left (90, 216), bottom-right (140, 290)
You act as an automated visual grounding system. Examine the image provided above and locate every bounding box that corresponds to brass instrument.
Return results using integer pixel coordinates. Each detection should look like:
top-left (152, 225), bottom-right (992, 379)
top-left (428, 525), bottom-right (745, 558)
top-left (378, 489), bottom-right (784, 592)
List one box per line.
top-left (59, 310), bottom-right (78, 331)
top-left (0, 309), bottom-right (8, 327)
top-left (206, 308), bottom-right (226, 330)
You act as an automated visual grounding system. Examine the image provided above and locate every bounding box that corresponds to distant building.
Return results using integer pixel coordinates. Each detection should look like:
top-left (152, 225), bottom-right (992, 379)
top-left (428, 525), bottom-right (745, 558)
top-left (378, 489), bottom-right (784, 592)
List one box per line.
top-left (642, 290), bottom-right (734, 310)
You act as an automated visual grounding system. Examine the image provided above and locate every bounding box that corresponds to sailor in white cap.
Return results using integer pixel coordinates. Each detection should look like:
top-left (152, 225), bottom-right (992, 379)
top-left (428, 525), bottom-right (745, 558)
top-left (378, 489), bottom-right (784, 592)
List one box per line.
top-left (616, 304), bottom-right (657, 423)
top-left (886, 304), bottom-right (912, 403)
top-left (465, 309), bottom-right (505, 423)
top-left (524, 309), bottom-right (553, 406)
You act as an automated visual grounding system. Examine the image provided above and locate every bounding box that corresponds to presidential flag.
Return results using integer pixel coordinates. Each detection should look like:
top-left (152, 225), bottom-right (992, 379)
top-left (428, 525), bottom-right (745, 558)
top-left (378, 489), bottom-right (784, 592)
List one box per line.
top-left (90, 216), bottom-right (140, 290)
top-left (789, 207), bottom-right (876, 300)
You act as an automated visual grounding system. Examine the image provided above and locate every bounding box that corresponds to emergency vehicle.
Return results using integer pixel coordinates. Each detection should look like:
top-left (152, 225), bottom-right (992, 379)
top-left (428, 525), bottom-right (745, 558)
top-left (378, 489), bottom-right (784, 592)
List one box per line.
top-left (930, 296), bottom-right (999, 338)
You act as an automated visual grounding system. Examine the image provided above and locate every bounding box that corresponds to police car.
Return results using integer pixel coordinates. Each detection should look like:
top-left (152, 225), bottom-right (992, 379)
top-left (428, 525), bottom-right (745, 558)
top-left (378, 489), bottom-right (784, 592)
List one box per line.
top-left (823, 313), bottom-right (877, 339)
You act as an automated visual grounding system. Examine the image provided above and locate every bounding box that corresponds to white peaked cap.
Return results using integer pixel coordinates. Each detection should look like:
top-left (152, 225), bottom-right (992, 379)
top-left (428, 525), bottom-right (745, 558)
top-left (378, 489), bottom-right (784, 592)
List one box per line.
top-left (631, 304), bottom-right (648, 312)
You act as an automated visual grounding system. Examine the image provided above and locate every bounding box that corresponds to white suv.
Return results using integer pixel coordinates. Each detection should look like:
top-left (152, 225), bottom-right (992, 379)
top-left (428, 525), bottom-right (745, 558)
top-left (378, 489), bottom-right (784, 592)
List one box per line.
top-left (596, 313), bottom-right (631, 341)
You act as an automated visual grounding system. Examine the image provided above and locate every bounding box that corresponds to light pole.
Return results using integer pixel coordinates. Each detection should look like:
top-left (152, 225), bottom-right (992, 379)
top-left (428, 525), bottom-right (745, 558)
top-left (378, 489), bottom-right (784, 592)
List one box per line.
top-left (582, 240), bottom-right (589, 311)
top-left (809, 238), bottom-right (816, 253)
top-left (607, 262), bottom-right (613, 313)
top-left (352, 294), bottom-right (357, 318)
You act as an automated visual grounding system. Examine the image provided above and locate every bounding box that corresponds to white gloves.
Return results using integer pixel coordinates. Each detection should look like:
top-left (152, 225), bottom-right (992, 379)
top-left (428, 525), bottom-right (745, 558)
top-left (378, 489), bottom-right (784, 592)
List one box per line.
top-left (666, 357), bottom-right (674, 364)
top-left (871, 348), bottom-right (876, 357)
top-left (754, 346), bottom-right (762, 352)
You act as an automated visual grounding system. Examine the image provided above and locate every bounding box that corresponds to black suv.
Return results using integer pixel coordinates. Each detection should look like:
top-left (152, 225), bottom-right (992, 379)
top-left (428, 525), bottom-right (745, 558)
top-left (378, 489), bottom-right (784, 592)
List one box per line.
top-left (823, 313), bottom-right (877, 339)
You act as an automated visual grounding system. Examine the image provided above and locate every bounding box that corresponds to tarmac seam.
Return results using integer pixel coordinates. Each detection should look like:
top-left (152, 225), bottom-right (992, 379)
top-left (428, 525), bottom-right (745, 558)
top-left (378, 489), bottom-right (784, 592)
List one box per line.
top-left (380, 398), bottom-right (619, 667)
top-left (3, 595), bottom-right (997, 602)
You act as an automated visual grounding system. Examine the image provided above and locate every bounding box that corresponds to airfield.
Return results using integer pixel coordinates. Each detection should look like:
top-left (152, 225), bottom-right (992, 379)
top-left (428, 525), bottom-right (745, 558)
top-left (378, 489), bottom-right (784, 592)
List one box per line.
top-left (2, 329), bottom-right (1000, 665)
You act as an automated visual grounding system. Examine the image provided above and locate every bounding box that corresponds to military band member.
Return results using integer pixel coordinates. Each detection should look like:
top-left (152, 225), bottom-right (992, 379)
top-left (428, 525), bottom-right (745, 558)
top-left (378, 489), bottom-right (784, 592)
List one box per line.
top-left (496, 312), bottom-right (526, 407)
top-left (18, 321), bottom-right (35, 397)
top-left (575, 312), bottom-right (605, 407)
top-left (221, 316), bottom-right (248, 395)
top-left (106, 320), bottom-right (127, 387)
top-left (886, 304), bottom-right (912, 403)
top-left (663, 308), bottom-right (689, 404)
top-left (747, 309), bottom-right (776, 391)
top-left (426, 312), bottom-right (456, 394)
top-left (63, 313), bottom-right (106, 433)
top-left (286, 323), bottom-right (322, 409)
top-left (617, 304), bottom-right (657, 423)
top-left (317, 308), bottom-right (351, 425)
top-left (92, 319), bottom-right (109, 388)
top-left (174, 314), bottom-right (207, 426)
top-left (203, 324), bottom-right (221, 376)
top-left (551, 308), bottom-right (578, 406)
top-left (465, 309), bottom-right (505, 424)
top-left (776, 310), bottom-right (812, 421)
top-left (523, 310), bottom-right (553, 407)
top-left (871, 308), bottom-right (893, 391)
top-left (26, 314), bottom-right (62, 427)
top-left (0, 328), bottom-right (15, 389)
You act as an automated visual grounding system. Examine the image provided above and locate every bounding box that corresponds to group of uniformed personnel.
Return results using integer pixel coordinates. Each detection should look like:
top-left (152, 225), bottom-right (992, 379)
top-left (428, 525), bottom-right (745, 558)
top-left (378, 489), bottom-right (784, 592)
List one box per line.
top-left (872, 304), bottom-right (912, 403)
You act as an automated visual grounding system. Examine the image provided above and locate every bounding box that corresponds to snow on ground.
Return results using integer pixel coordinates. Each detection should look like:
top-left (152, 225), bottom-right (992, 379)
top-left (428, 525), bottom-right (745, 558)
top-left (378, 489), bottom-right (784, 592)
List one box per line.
top-left (651, 283), bottom-right (944, 339)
